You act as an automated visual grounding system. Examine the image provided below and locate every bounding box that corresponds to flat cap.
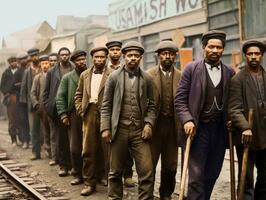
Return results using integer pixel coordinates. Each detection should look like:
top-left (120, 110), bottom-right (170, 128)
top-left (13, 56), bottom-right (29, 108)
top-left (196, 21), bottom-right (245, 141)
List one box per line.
top-left (121, 41), bottom-right (144, 55)
top-left (71, 50), bottom-right (87, 61)
top-left (155, 41), bottom-right (178, 53)
top-left (7, 56), bottom-right (16, 63)
top-left (202, 30), bottom-right (226, 46)
top-left (39, 55), bottom-right (49, 62)
top-left (242, 40), bottom-right (266, 54)
top-left (106, 40), bottom-right (122, 49)
top-left (16, 52), bottom-right (28, 60)
top-left (90, 46), bottom-right (108, 56)
top-left (27, 48), bottom-right (40, 56)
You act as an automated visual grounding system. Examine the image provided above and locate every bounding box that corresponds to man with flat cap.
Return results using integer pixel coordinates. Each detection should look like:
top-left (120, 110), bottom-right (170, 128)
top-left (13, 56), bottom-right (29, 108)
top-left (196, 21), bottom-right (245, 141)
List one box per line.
top-left (229, 40), bottom-right (266, 200)
top-left (14, 52), bottom-right (30, 148)
top-left (56, 50), bottom-right (87, 185)
top-left (106, 39), bottom-right (135, 188)
top-left (175, 30), bottom-right (235, 199)
top-left (30, 55), bottom-right (50, 160)
top-left (75, 46), bottom-right (112, 196)
top-left (147, 40), bottom-right (181, 200)
top-left (43, 47), bottom-right (74, 171)
top-left (20, 48), bottom-right (41, 148)
top-left (101, 41), bottom-right (156, 199)
top-left (0, 56), bottom-right (18, 146)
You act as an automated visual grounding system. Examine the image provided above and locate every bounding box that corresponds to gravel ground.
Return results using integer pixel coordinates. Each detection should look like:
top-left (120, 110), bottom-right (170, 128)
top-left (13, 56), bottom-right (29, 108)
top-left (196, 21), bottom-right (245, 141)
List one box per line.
top-left (0, 120), bottom-right (234, 199)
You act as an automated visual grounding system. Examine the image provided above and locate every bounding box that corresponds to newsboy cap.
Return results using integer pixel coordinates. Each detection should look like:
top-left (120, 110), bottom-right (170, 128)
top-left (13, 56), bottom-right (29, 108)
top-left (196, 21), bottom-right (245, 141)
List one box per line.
top-left (90, 46), bottom-right (109, 56)
top-left (202, 30), bottom-right (226, 46)
top-left (71, 50), bottom-right (87, 61)
top-left (121, 41), bottom-right (144, 55)
top-left (27, 48), bottom-right (40, 56)
top-left (39, 55), bottom-right (49, 62)
top-left (16, 52), bottom-right (28, 60)
top-left (7, 56), bottom-right (16, 63)
top-left (106, 40), bottom-right (122, 49)
top-left (242, 40), bottom-right (266, 54)
top-left (155, 41), bottom-right (178, 53)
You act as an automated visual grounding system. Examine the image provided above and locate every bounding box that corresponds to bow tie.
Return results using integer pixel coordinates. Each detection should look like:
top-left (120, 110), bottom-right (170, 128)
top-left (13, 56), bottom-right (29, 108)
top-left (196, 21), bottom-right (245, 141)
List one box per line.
top-left (210, 64), bottom-right (220, 70)
top-left (126, 70), bottom-right (139, 79)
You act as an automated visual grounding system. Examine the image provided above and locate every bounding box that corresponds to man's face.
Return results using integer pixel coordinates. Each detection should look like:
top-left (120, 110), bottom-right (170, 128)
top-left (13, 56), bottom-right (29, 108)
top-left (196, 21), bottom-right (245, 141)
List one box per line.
top-left (245, 46), bottom-right (262, 69)
top-left (49, 55), bottom-right (58, 67)
top-left (123, 50), bottom-right (142, 70)
top-left (108, 46), bottom-right (122, 61)
top-left (159, 50), bottom-right (176, 68)
top-left (19, 58), bottom-right (28, 67)
top-left (73, 55), bottom-right (87, 69)
top-left (203, 39), bottom-right (224, 64)
top-left (30, 54), bottom-right (39, 65)
top-left (59, 50), bottom-right (70, 63)
top-left (40, 60), bottom-right (50, 73)
top-left (92, 51), bottom-right (107, 68)
top-left (9, 60), bottom-right (17, 69)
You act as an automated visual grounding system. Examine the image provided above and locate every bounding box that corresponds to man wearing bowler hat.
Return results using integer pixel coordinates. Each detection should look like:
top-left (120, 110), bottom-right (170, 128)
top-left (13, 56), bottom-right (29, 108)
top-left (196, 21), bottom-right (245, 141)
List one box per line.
top-left (175, 30), bottom-right (235, 199)
top-left (229, 40), bottom-right (266, 200)
top-left (101, 41), bottom-right (156, 199)
top-left (147, 40), bottom-right (181, 200)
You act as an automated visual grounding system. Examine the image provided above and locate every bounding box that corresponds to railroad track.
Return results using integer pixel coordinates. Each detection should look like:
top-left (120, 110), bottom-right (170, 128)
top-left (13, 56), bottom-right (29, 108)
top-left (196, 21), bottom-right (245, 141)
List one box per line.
top-left (0, 151), bottom-right (69, 200)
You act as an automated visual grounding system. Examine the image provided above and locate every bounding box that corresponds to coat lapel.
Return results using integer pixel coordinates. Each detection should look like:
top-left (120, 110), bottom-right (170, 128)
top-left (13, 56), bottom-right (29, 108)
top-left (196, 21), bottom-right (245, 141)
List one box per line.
top-left (153, 66), bottom-right (161, 97)
top-left (172, 66), bottom-right (180, 97)
top-left (245, 68), bottom-right (258, 97)
top-left (98, 67), bottom-right (110, 96)
top-left (118, 68), bottom-right (124, 99)
top-left (85, 67), bottom-right (93, 98)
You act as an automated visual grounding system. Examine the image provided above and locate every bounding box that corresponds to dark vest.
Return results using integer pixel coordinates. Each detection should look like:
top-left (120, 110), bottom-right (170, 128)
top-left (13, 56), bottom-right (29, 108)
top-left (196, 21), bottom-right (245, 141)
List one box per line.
top-left (120, 73), bottom-right (141, 127)
top-left (200, 69), bottom-right (223, 122)
top-left (160, 70), bottom-right (174, 116)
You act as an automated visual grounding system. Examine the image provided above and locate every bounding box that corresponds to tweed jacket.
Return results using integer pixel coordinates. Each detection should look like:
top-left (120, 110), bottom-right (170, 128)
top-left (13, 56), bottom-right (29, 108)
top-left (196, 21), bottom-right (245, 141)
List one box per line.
top-left (174, 59), bottom-right (235, 145)
top-left (56, 69), bottom-right (80, 120)
top-left (43, 62), bottom-right (74, 118)
top-left (228, 66), bottom-right (266, 150)
top-left (30, 72), bottom-right (47, 109)
top-left (147, 65), bottom-right (181, 144)
top-left (74, 66), bottom-right (113, 119)
top-left (100, 66), bottom-right (156, 141)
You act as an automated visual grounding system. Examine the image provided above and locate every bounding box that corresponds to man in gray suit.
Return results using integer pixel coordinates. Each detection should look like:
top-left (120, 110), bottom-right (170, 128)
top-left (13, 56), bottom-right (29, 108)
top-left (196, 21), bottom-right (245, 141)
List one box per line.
top-left (101, 41), bottom-right (156, 200)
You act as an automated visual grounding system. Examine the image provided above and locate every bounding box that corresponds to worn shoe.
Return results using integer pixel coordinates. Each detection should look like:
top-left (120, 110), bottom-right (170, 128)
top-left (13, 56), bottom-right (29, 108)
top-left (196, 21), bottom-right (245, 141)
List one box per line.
top-left (124, 177), bottom-right (135, 187)
top-left (58, 168), bottom-right (68, 177)
top-left (30, 154), bottom-right (41, 160)
top-left (80, 185), bottom-right (96, 196)
top-left (71, 177), bottom-right (83, 185)
top-left (22, 143), bottom-right (29, 149)
top-left (49, 160), bottom-right (57, 166)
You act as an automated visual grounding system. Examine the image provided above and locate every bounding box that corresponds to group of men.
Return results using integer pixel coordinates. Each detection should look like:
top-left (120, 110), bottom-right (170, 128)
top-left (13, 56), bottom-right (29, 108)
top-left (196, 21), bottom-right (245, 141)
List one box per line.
top-left (0, 29), bottom-right (265, 200)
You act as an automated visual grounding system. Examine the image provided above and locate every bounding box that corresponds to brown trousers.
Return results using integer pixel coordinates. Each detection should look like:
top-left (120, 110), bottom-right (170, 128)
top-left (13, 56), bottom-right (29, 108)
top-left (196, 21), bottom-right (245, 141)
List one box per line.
top-left (6, 94), bottom-right (17, 143)
top-left (151, 114), bottom-right (178, 198)
top-left (82, 103), bottom-right (109, 186)
top-left (108, 124), bottom-right (154, 200)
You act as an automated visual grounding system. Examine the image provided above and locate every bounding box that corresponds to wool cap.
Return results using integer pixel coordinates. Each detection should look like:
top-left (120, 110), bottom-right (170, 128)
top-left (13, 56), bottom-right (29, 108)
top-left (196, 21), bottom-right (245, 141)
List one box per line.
top-left (90, 46), bottom-right (109, 56)
top-left (106, 40), bottom-right (122, 49)
top-left (121, 41), bottom-right (144, 55)
top-left (242, 40), bottom-right (266, 54)
top-left (202, 30), bottom-right (226, 46)
top-left (71, 50), bottom-right (87, 61)
top-left (155, 40), bottom-right (178, 53)
top-left (27, 48), bottom-right (40, 56)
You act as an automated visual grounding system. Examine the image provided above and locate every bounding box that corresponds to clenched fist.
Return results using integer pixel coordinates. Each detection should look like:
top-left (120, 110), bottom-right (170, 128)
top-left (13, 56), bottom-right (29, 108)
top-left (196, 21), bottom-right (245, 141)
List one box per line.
top-left (62, 117), bottom-right (70, 126)
top-left (102, 130), bottom-right (112, 143)
top-left (142, 123), bottom-right (152, 140)
top-left (184, 121), bottom-right (196, 137)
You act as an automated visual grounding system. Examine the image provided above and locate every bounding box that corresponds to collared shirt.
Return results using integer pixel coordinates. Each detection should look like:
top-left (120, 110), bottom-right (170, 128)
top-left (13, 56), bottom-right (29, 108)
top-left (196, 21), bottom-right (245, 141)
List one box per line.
top-left (90, 70), bottom-right (103, 103)
top-left (205, 62), bottom-right (221, 87)
top-left (11, 68), bottom-right (17, 74)
top-left (159, 65), bottom-right (172, 77)
top-left (108, 60), bottom-right (121, 70)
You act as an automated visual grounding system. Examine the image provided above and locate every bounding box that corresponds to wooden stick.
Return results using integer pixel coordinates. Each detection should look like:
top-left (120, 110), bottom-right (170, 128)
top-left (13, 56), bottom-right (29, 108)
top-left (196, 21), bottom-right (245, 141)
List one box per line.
top-left (237, 109), bottom-right (253, 200)
top-left (178, 136), bottom-right (192, 200)
top-left (228, 121), bottom-right (236, 200)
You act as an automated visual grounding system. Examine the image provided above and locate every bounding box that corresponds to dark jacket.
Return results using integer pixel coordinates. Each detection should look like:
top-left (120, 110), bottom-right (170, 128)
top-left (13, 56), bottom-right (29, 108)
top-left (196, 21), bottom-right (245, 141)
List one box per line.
top-left (100, 66), bottom-right (156, 141)
top-left (0, 67), bottom-right (17, 95)
top-left (43, 62), bottom-right (74, 118)
top-left (228, 66), bottom-right (266, 150)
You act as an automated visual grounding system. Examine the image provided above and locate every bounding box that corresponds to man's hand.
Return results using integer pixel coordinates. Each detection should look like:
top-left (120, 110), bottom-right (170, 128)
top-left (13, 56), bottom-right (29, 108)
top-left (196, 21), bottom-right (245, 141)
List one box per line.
top-left (184, 121), bottom-right (196, 137)
top-left (102, 130), bottom-right (112, 143)
top-left (62, 117), bottom-right (70, 126)
top-left (242, 129), bottom-right (252, 146)
top-left (142, 123), bottom-right (152, 140)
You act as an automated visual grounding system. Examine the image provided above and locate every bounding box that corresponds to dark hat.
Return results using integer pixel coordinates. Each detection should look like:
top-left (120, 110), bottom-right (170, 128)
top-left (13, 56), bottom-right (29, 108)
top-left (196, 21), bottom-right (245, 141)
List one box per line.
top-left (27, 48), bottom-right (40, 56)
top-left (90, 46), bottom-right (108, 56)
top-left (39, 55), bottom-right (49, 62)
top-left (121, 41), bottom-right (144, 55)
top-left (106, 40), bottom-right (122, 49)
top-left (202, 30), bottom-right (226, 46)
top-left (242, 40), bottom-right (266, 54)
top-left (16, 52), bottom-right (28, 60)
top-left (155, 41), bottom-right (178, 53)
top-left (7, 56), bottom-right (16, 63)
top-left (71, 50), bottom-right (87, 61)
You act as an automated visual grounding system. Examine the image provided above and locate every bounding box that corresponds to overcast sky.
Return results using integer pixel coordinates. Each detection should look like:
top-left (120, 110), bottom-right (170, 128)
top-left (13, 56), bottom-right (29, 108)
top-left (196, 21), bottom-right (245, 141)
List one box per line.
top-left (0, 0), bottom-right (109, 40)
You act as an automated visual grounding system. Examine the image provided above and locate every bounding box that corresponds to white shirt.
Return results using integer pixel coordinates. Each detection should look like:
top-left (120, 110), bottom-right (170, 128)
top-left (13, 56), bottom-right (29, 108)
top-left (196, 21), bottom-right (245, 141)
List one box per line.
top-left (160, 65), bottom-right (172, 76)
top-left (205, 62), bottom-right (221, 87)
top-left (11, 68), bottom-right (17, 74)
top-left (90, 72), bottom-right (103, 103)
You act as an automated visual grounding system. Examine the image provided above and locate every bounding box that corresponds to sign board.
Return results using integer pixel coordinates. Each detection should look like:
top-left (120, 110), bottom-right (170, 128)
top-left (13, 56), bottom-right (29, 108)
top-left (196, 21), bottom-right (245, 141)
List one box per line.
top-left (109, 0), bottom-right (202, 32)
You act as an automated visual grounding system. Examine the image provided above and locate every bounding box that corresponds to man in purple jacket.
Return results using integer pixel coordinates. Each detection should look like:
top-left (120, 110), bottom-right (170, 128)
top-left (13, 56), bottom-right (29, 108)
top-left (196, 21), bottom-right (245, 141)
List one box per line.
top-left (175, 30), bottom-right (235, 200)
